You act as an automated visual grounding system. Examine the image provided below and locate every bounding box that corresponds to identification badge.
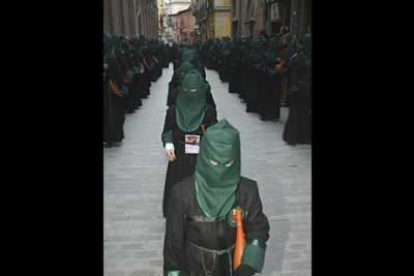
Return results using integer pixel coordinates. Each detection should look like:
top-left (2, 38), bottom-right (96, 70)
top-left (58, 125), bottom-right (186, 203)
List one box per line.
top-left (185, 135), bottom-right (200, 154)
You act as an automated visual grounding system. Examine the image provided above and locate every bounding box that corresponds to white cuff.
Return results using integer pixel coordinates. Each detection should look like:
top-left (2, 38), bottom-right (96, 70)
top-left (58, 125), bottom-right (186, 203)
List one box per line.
top-left (165, 143), bottom-right (175, 152)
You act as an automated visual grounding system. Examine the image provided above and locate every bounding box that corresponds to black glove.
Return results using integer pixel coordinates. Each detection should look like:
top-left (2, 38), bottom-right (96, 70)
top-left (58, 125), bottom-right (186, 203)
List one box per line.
top-left (235, 264), bottom-right (256, 276)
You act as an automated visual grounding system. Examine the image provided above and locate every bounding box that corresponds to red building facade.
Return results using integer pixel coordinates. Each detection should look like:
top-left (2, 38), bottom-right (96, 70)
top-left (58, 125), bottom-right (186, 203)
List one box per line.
top-left (172, 7), bottom-right (195, 45)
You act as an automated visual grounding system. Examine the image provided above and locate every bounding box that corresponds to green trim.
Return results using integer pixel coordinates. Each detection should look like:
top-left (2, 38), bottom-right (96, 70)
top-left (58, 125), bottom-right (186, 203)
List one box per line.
top-left (166, 271), bottom-right (181, 276)
top-left (162, 130), bottom-right (173, 145)
top-left (241, 239), bottom-right (267, 272)
top-left (251, 239), bottom-right (266, 249)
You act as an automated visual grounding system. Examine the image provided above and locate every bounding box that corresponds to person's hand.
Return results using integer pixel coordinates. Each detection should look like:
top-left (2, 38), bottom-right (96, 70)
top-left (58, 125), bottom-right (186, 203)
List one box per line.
top-left (275, 60), bottom-right (285, 72)
top-left (166, 149), bottom-right (176, 162)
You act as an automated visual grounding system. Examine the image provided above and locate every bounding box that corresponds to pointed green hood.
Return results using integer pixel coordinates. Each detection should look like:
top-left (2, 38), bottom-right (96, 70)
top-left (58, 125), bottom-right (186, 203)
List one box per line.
top-left (265, 35), bottom-right (279, 63)
top-left (104, 33), bottom-right (114, 57)
top-left (177, 61), bottom-right (195, 80)
top-left (175, 69), bottom-right (208, 132)
top-left (195, 119), bottom-right (241, 219)
top-left (181, 48), bottom-right (197, 62)
top-left (302, 33), bottom-right (312, 62)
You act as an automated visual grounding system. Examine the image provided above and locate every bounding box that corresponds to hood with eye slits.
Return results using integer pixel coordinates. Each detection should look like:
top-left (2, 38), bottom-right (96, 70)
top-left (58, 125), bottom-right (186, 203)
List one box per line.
top-left (175, 69), bottom-right (208, 132)
top-left (195, 119), bottom-right (241, 219)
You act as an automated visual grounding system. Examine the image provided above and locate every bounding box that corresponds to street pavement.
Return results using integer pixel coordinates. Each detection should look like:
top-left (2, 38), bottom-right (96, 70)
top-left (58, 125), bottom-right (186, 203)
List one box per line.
top-left (104, 64), bottom-right (311, 276)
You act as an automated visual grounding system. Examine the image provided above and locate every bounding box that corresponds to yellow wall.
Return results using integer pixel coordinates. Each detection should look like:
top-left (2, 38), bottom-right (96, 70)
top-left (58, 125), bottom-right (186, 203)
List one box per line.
top-left (214, 11), bottom-right (231, 38)
top-left (215, 0), bottom-right (231, 6)
top-left (254, 2), bottom-right (264, 34)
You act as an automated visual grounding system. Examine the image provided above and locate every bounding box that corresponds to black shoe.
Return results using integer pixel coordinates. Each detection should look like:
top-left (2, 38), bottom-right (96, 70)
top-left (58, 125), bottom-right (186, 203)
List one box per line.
top-left (104, 143), bottom-right (113, 148)
top-left (112, 141), bottom-right (122, 147)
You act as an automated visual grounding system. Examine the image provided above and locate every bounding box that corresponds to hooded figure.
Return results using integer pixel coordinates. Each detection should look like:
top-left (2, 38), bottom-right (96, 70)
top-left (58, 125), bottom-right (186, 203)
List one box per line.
top-left (246, 36), bottom-right (266, 113)
top-left (164, 119), bottom-right (270, 276)
top-left (302, 32), bottom-right (312, 140)
top-left (283, 37), bottom-right (312, 145)
top-left (228, 36), bottom-right (243, 94)
top-left (259, 35), bottom-right (283, 121)
top-left (168, 62), bottom-right (216, 108)
top-left (161, 70), bottom-right (218, 218)
top-left (167, 61), bottom-right (196, 106)
top-left (104, 33), bottom-right (125, 147)
top-left (302, 32), bottom-right (312, 67)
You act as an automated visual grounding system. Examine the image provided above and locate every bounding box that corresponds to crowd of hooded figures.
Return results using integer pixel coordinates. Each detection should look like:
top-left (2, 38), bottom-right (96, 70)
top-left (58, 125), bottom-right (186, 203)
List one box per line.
top-left (160, 46), bottom-right (269, 276)
top-left (103, 33), bottom-right (178, 148)
top-left (200, 27), bottom-right (312, 146)
top-left (104, 27), bottom-right (311, 276)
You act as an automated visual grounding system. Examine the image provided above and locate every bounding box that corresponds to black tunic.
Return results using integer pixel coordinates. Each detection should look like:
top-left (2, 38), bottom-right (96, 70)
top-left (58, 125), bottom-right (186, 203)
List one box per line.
top-left (259, 60), bottom-right (282, 120)
top-left (104, 56), bottom-right (125, 144)
top-left (161, 105), bottom-right (217, 217)
top-left (246, 66), bottom-right (265, 113)
top-left (228, 43), bottom-right (242, 94)
top-left (283, 51), bottom-right (311, 145)
top-left (164, 176), bottom-right (270, 276)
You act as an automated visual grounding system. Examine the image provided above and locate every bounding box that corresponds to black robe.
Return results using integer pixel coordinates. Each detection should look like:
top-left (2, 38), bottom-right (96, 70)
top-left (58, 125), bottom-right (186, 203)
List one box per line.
top-left (164, 176), bottom-right (270, 276)
top-left (228, 44), bottom-right (242, 94)
top-left (238, 50), bottom-right (249, 101)
top-left (161, 105), bottom-right (217, 217)
top-left (104, 56), bottom-right (125, 145)
top-left (283, 51), bottom-right (311, 145)
top-left (103, 76), bottom-right (117, 144)
top-left (246, 65), bottom-right (265, 113)
top-left (141, 50), bottom-right (152, 96)
top-left (114, 51), bottom-right (141, 113)
top-left (259, 59), bottom-right (282, 121)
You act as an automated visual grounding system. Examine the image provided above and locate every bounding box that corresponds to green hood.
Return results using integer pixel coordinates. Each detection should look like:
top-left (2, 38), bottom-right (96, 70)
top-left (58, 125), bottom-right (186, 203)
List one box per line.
top-left (181, 48), bottom-right (197, 62)
top-left (265, 35), bottom-right (279, 63)
top-left (195, 119), bottom-right (241, 219)
top-left (249, 36), bottom-right (266, 64)
top-left (176, 61), bottom-right (195, 80)
top-left (175, 69), bottom-right (208, 132)
top-left (104, 33), bottom-right (114, 57)
top-left (303, 33), bottom-right (312, 62)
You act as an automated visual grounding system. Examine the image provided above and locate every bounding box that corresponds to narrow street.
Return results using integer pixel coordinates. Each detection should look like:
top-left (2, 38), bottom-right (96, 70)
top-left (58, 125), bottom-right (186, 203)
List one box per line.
top-left (104, 64), bottom-right (311, 276)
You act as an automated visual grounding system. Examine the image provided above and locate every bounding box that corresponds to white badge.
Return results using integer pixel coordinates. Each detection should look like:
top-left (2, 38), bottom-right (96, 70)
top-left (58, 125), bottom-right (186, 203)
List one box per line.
top-left (185, 135), bottom-right (200, 154)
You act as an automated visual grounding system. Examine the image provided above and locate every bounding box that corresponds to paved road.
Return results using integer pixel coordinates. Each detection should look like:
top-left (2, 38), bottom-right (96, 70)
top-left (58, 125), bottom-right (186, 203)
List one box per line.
top-left (104, 64), bottom-right (311, 276)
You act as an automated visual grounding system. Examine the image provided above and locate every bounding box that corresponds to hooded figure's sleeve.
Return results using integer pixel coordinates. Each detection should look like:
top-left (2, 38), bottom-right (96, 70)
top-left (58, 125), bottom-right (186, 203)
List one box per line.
top-left (242, 182), bottom-right (270, 274)
top-left (204, 104), bottom-right (218, 129)
top-left (163, 185), bottom-right (185, 276)
top-left (161, 107), bottom-right (175, 147)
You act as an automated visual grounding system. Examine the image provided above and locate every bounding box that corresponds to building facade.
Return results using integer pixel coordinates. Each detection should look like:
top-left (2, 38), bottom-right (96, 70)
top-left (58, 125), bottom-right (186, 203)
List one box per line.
top-left (192, 0), bottom-right (311, 41)
top-left (192, 0), bottom-right (232, 41)
top-left (104, 0), bottom-right (159, 39)
top-left (158, 0), bottom-right (168, 42)
top-left (167, 0), bottom-right (192, 14)
top-left (171, 7), bottom-right (196, 44)
top-left (165, 0), bottom-right (192, 42)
